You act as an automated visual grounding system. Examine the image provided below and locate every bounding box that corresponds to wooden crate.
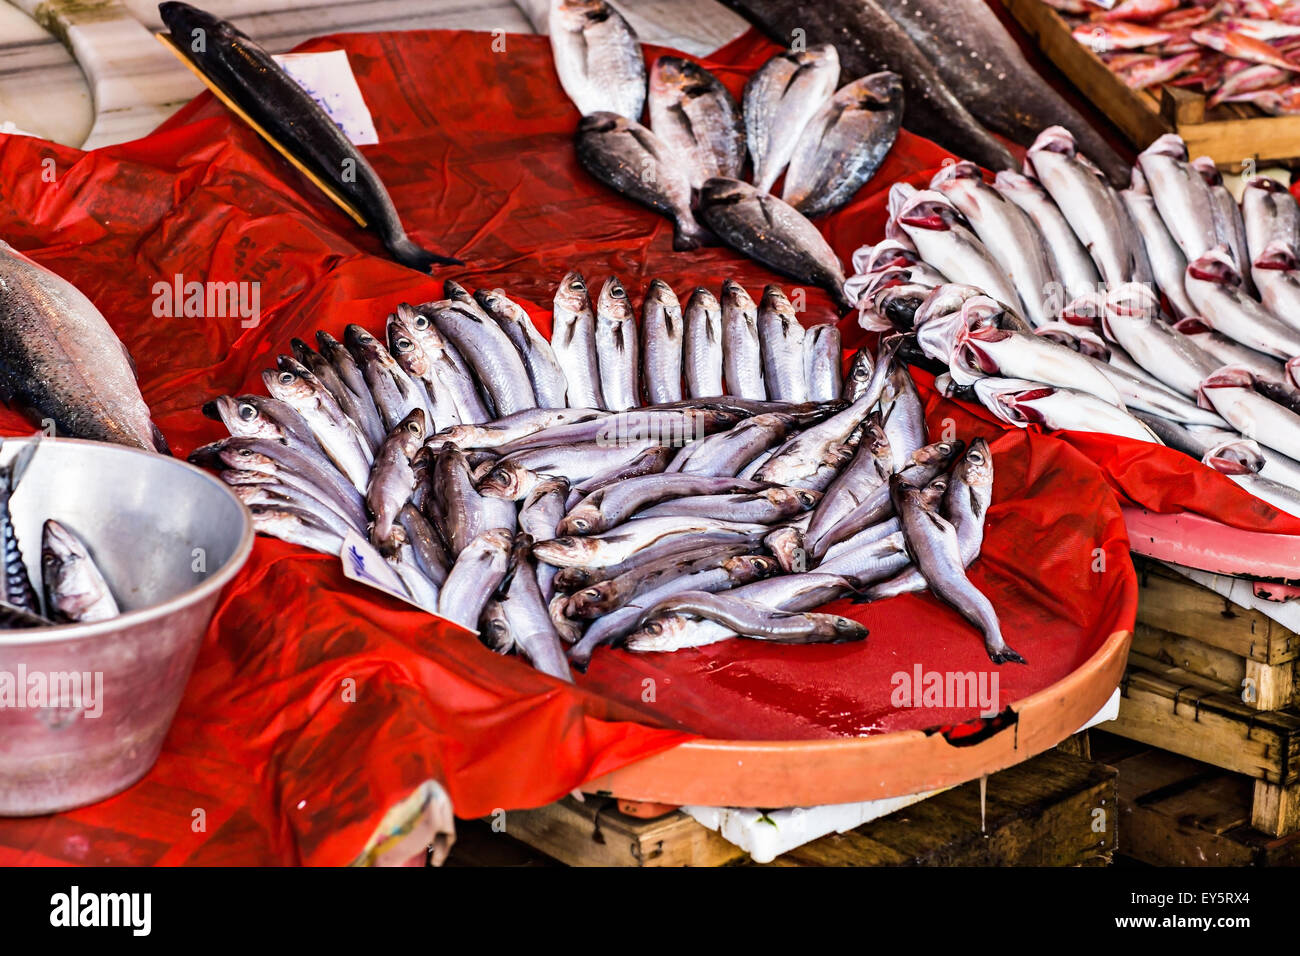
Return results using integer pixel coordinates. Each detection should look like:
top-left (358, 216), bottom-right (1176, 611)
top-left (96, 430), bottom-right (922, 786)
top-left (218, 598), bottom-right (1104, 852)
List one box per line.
top-left (1001, 0), bottom-right (1300, 166)
top-left (459, 751), bottom-right (1116, 867)
top-left (1094, 732), bottom-right (1300, 866)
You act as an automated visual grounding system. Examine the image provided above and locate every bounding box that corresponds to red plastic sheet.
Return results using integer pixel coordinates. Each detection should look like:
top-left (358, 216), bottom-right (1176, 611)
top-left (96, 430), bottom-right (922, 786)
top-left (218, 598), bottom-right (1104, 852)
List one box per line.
top-left (0, 24), bottom-right (1233, 864)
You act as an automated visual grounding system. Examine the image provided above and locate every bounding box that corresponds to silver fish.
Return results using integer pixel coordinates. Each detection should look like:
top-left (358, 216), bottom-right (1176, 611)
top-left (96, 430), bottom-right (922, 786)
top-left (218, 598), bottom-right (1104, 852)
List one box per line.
top-left (344, 324), bottom-right (430, 433)
top-left (399, 307), bottom-right (491, 424)
top-left (475, 288), bottom-right (569, 408)
top-left (758, 285), bottom-right (808, 402)
top-left (551, 272), bottom-right (604, 409)
top-left (670, 412), bottom-right (799, 478)
top-left (435, 408), bottom-right (606, 449)
top-left (387, 308), bottom-right (463, 433)
top-left (430, 299), bottom-right (537, 417)
top-left (636, 590), bottom-right (867, 644)
top-left (1121, 168), bottom-right (1195, 319)
top-left (635, 487), bottom-right (818, 523)
top-left (397, 501), bottom-right (449, 587)
top-left (1185, 247), bottom-right (1300, 359)
top-left (648, 56), bottom-right (745, 186)
top-left (1197, 367), bottom-right (1300, 462)
top-left (1242, 176), bottom-right (1300, 288)
top-left (561, 473), bottom-right (772, 534)
top-left (230, 480), bottom-right (360, 537)
top-left (1097, 283), bottom-right (1219, 397)
top-left (434, 446), bottom-right (517, 555)
top-left (595, 277), bottom-right (641, 411)
top-left (721, 279), bottom-right (766, 400)
top-left (366, 409), bottom-right (425, 556)
top-left (1192, 157), bottom-right (1253, 293)
top-left (438, 528), bottom-right (513, 630)
top-left (38, 519), bottom-right (118, 623)
top-left (880, 363), bottom-right (927, 469)
top-left (548, 0), bottom-right (646, 120)
top-left (992, 170), bottom-right (1100, 305)
top-left (974, 377), bottom-right (1160, 443)
top-left (683, 287), bottom-right (724, 398)
top-left (499, 535), bottom-right (573, 682)
top-left (292, 338), bottom-right (383, 453)
top-left (533, 516), bottom-right (768, 568)
top-left (1135, 134), bottom-right (1221, 263)
top-left (316, 330), bottom-right (395, 440)
top-left (641, 279), bottom-right (684, 404)
top-left (804, 324), bottom-right (842, 403)
top-left (248, 504), bottom-right (346, 556)
top-left (743, 45), bottom-right (840, 193)
top-left (261, 357), bottom-right (373, 491)
top-left (480, 439), bottom-right (656, 499)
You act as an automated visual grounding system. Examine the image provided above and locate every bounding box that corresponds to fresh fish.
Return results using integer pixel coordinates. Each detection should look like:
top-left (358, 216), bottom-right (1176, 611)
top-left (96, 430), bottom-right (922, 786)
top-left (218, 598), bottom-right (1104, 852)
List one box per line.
top-left (565, 544), bottom-right (756, 617)
top-left (230, 480), bottom-right (361, 537)
top-left (498, 406), bottom-right (741, 455)
top-left (561, 473), bottom-right (772, 534)
top-left (1241, 177), bottom-right (1300, 279)
top-left (1121, 169), bottom-right (1196, 318)
top-left (316, 330), bottom-right (397, 437)
top-left (720, 0), bottom-right (1017, 172)
top-left (841, 346), bottom-right (875, 402)
top-left (480, 439), bottom-right (656, 499)
top-left (260, 358), bottom-right (373, 491)
top-left (683, 288), bottom-right (724, 398)
top-left (551, 272), bottom-right (604, 409)
top-left (992, 171), bottom-right (1101, 305)
top-left (157, 3), bottom-right (459, 271)
top-left (533, 516), bottom-right (768, 568)
top-left (757, 390), bottom-right (878, 487)
top-left (892, 474), bottom-right (1023, 664)
top-left (576, 112), bottom-right (710, 251)
top-left (548, 0), bottom-right (646, 120)
top-left (498, 535), bottom-right (573, 681)
top-left (635, 590), bottom-right (867, 644)
top-left (400, 307), bottom-right (491, 424)
top-left (974, 377), bottom-right (1161, 443)
top-left (366, 409), bottom-right (425, 556)
top-left (743, 45), bottom-right (841, 193)
top-left (648, 56), bottom-right (745, 185)
top-left (804, 416), bottom-right (892, 553)
top-left (696, 179), bottom-right (850, 309)
top-left (434, 446), bottom-right (517, 555)
top-left (1090, 354), bottom-right (1225, 425)
top-left (1025, 127), bottom-right (1142, 287)
top-left (1136, 134), bottom-right (1222, 262)
top-left (890, 186), bottom-right (1021, 310)
top-left (880, 363), bottom-right (928, 469)
top-left (1191, 157), bottom-right (1253, 292)
top-left (1185, 247), bottom-right (1300, 358)
top-left (437, 408), bottom-right (606, 450)
top-left (635, 487), bottom-right (818, 523)
top-left (1197, 367), bottom-right (1300, 462)
top-left (669, 412), bottom-right (797, 478)
top-left (202, 394), bottom-right (323, 459)
top-left (782, 71), bottom-right (903, 218)
top-left (397, 502), bottom-right (449, 587)
top-left (804, 325), bottom-right (842, 403)
top-left (519, 477), bottom-right (569, 600)
top-left (1250, 240), bottom-right (1300, 327)
top-left (386, 308), bottom-right (462, 433)
top-left (0, 241), bottom-right (165, 451)
top-left (438, 528), bottom-right (513, 630)
top-left (291, 338), bottom-right (383, 453)
top-left (1190, 26), bottom-right (1295, 70)
top-left (429, 299), bottom-right (537, 416)
top-left (595, 277), bottom-right (641, 410)
top-left (474, 289), bottom-right (569, 408)
top-left (721, 280), bottom-right (766, 400)
top-left (573, 444), bottom-right (674, 492)
top-left (758, 285), bottom-right (809, 402)
top-left (0, 441), bottom-right (39, 614)
top-left (248, 504), bottom-right (345, 556)
top-left (343, 324), bottom-right (429, 433)
top-left (641, 279), bottom-right (684, 405)
top-left (1098, 283), bottom-right (1219, 396)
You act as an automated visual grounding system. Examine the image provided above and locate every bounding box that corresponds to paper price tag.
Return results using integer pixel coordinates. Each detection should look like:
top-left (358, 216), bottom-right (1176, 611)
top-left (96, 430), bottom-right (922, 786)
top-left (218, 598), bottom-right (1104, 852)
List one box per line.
top-left (273, 50), bottom-right (380, 146)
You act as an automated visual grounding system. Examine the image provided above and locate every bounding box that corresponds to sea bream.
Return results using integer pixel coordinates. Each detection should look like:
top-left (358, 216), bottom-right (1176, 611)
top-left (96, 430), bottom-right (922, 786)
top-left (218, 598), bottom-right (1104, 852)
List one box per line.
top-left (548, 0), bottom-right (646, 120)
top-left (648, 56), bottom-right (745, 185)
top-left (743, 45), bottom-right (840, 194)
top-left (0, 241), bottom-right (166, 451)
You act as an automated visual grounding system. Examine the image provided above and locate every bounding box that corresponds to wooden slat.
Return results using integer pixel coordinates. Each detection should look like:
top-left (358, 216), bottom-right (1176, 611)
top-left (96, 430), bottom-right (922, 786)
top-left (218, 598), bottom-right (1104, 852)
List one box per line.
top-left (1131, 624), bottom-right (1247, 694)
top-left (1245, 659), bottom-right (1298, 713)
top-left (1252, 780), bottom-right (1300, 838)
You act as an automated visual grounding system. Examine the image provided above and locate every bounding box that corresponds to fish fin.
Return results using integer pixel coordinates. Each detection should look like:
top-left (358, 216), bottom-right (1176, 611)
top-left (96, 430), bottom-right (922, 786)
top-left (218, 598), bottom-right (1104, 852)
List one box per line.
top-left (387, 236), bottom-right (463, 272)
top-left (9, 438), bottom-right (39, 487)
top-left (151, 423), bottom-right (173, 456)
top-left (988, 644), bottom-right (1027, 666)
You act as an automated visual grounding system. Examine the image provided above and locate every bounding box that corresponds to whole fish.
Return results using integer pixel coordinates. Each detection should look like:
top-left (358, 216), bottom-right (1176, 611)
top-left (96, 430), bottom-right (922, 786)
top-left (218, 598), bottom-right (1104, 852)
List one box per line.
top-left (429, 300), bottom-right (537, 416)
top-left (683, 288), bottom-right (724, 398)
top-left (261, 358), bottom-right (373, 491)
top-left (1025, 128), bottom-right (1142, 288)
top-left (437, 408), bottom-right (605, 449)
top-left (0, 241), bottom-right (166, 451)
top-left (343, 324), bottom-right (430, 432)
top-left (1136, 134), bottom-right (1222, 263)
top-left (561, 473), bottom-right (772, 534)
top-left (366, 409), bottom-right (426, 556)
top-left (248, 504), bottom-right (346, 556)
top-left (498, 535), bottom-right (573, 682)
top-left (933, 162), bottom-right (1062, 326)
top-left (636, 590), bottom-right (868, 644)
top-left (804, 325), bottom-right (842, 403)
top-left (548, 0), bottom-right (646, 120)
top-left (317, 330), bottom-right (402, 435)
top-left (565, 544), bottom-right (756, 616)
top-left (1185, 248), bottom-right (1300, 359)
top-left (641, 279), bottom-right (684, 404)
top-left (1198, 367), bottom-right (1300, 462)
top-left (0, 441), bottom-right (40, 614)
top-left (720, 280), bottom-right (766, 400)
top-left (292, 338), bottom-right (383, 453)
top-left (696, 179), bottom-right (850, 309)
top-left (804, 416), bottom-right (892, 552)
top-left (1090, 355), bottom-right (1224, 425)
top-left (743, 45), bottom-right (841, 193)
top-left (669, 412), bottom-right (795, 477)
top-left (841, 346), bottom-right (875, 402)
top-left (576, 113), bottom-right (710, 250)
top-left (533, 516), bottom-right (768, 568)
top-left (782, 71), bottom-right (903, 218)
top-left (1172, 317), bottom-right (1289, 385)
top-left (520, 477), bottom-right (569, 600)
top-left (498, 406), bottom-right (741, 455)
top-left (38, 519), bottom-right (118, 623)
top-left (648, 56), bottom-right (745, 185)
top-left (992, 171), bottom-right (1101, 305)
top-left (1121, 169), bottom-right (1196, 318)
top-left (438, 528), bottom-right (513, 630)
top-left (434, 446), bottom-right (517, 555)
top-left (758, 285), bottom-right (809, 402)
top-left (230, 479), bottom-right (361, 536)
top-left (551, 272), bottom-right (604, 409)
top-left (892, 475), bottom-right (1023, 664)
top-left (386, 309), bottom-right (462, 433)
top-left (1241, 177), bottom-right (1300, 279)
top-left (719, 0), bottom-right (1017, 172)
top-left (1097, 284), bottom-right (1219, 396)
top-left (202, 394), bottom-right (322, 457)
top-left (157, 3), bottom-right (458, 271)
top-left (974, 377), bottom-right (1161, 443)
top-left (890, 186), bottom-right (1021, 310)
top-left (1191, 157), bottom-right (1253, 292)
top-left (635, 487), bottom-right (818, 523)
top-left (880, 363), bottom-right (928, 469)
top-left (474, 289), bottom-right (569, 408)
top-left (398, 307), bottom-right (491, 423)
top-left (595, 277), bottom-right (641, 411)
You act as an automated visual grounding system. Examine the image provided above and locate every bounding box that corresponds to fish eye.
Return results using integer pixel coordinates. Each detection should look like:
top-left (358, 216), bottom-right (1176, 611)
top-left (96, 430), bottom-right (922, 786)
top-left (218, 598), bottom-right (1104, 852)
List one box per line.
top-left (797, 491), bottom-right (817, 506)
top-left (407, 421), bottom-right (421, 433)
top-left (583, 588), bottom-right (601, 599)
top-left (237, 448), bottom-right (253, 458)
top-left (396, 337), bottom-right (413, 351)
top-left (277, 371), bottom-right (296, 385)
top-left (969, 451), bottom-right (984, 463)
top-left (570, 279), bottom-right (585, 292)
top-left (611, 285), bottom-right (625, 298)
top-left (571, 518), bottom-right (588, 531)
top-left (238, 404), bottom-right (257, 420)
top-left (413, 314), bottom-right (429, 330)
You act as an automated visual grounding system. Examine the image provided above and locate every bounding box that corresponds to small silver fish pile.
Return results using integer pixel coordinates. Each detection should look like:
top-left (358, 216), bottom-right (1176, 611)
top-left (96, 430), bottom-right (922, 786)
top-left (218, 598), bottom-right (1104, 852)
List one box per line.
top-left (0, 439), bottom-right (122, 628)
top-left (845, 125), bottom-right (1300, 521)
top-left (194, 273), bottom-right (1021, 679)
top-left (551, 0), bottom-right (902, 308)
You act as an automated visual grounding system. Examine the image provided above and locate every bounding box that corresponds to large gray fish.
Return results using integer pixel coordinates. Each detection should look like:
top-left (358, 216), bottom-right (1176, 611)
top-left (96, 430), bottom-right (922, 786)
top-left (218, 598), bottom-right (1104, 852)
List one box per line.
top-left (892, 475), bottom-right (1023, 664)
top-left (576, 113), bottom-right (710, 251)
top-left (992, 171), bottom-right (1100, 305)
top-left (429, 298), bottom-right (537, 417)
top-left (758, 285), bottom-right (808, 402)
top-left (548, 0), bottom-right (646, 120)
top-left (720, 0), bottom-right (1017, 173)
top-left (648, 56), bottom-right (745, 186)
top-left (683, 288), bottom-right (724, 398)
top-left (697, 179), bottom-right (850, 309)
top-left (498, 535), bottom-right (573, 682)
top-left (1171, 317), bottom-right (1290, 386)
top-left (804, 325), bottom-right (842, 403)
top-left (438, 528), bottom-right (513, 630)
top-left (743, 45), bottom-right (841, 193)
top-left (262, 357), bottom-right (373, 491)
top-left (932, 161), bottom-right (1061, 326)
top-left (1250, 241), bottom-right (1300, 329)
top-left (0, 441), bottom-right (39, 614)
top-left (641, 279), bottom-right (684, 405)
top-left (1025, 128), bottom-right (1142, 289)
top-left (40, 519), bottom-right (120, 623)
top-left (595, 277), bottom-right (641, 411)
top-left (366, 409), bottom-right (425, 556)
top-left (1185, 248), bottom-right (1300, 359)
top-left (158, 3), bottom-right (459, 272)
top-left (973, 377), bottom-right (1160, 444)
top-left (783, 71), bottom-right (903, 218)
top-left (721, 280), bottom-right (766, 400)
top-left (0, 241), bottom-right (165, 451)
top-left (474, 289), bottom-right (569, 409)
top-left (551, 272), bottom-right (604, 409)
top-left (1121, 169), bottom-right (1195, 319)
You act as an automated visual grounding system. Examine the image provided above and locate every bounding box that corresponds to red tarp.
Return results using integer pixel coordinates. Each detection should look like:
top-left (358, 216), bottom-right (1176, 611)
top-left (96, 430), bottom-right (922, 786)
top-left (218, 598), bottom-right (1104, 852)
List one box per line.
top-left (0, 25), bottom-right (1270, 864)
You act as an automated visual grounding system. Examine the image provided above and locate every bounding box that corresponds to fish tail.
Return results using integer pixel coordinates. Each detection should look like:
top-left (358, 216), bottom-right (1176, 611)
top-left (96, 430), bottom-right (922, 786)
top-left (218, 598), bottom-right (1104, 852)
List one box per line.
top-left (151, 423), bottom-right (173, 456)
top-left (386, 235), bottom-right (464, 272)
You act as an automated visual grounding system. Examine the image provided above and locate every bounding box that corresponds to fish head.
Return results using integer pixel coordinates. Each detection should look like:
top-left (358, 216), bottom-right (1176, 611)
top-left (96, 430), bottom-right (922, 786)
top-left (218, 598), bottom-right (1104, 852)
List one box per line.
top-left (758, 284), bottom-right (795, 319)
top-left (918, 474), bottom-right (950, 510)
top-left (842, 347), bottom-right (875, 400)
top-left (853, 70), bottom-right (904, 111)
top-left (763, 526), bottom-right (806, 574)
top-left (158, 2), bottom-right (237, 43)
top-left (264, 356), bottom-right (323, 409)
top-left (866, 283), bottom-right (928, 332)
top-left (862, 237), bottom-right (919, 274)
top-left (686, 286), bottom-right (720, 320)
top-left (395, 409), bottom-right (427, 453)
top-left (821, 615), bottom-right (869, 643)
top-left (556, 504), bottom-right (601, 536)
top-left (552, 566), bottom-right (594, 592)
top-left (628, 614), bottom-right (693, 649)
top-left (204, 395), bottom-right (273, 440)
top-left (767, 486), bottom-right (821, 512)
top-left (41, 520), bottom-right (110, 621)
top-left (532, 536), bottom-right (597, 566)
top-left (1187, 246), bottom-right (1244, 287)
top-left (1190, 156), bottom-right (1223, 186)
top-left (479, 600), bottom-right (514, 654)
top-left (552, 0), bottom-right (609, 30)
top-left (698, 176), bottom-right (755, 209)
top-left (720, 278), bottom-right (755, 315)
top-left (972, 378), bottom-right (1053, 428)
top-left (597, 276), bottom-right (635, 323)
top-left (1141, 132), bottom-right (1190, 162)
top-left (955, 437), bottom-right (995, 494)
top-left (929, 159), bottom-right (982, 190)
top-left (646, 277), bottom-right (681, 312)
top-left (576, 111), bottom-right (627, 141)
top-left (912, 439), bottom-right (966, 473)
top-left (1202, 437), bottom-right (1266, 476)
top-left (442, 279), bottom-right (478, 309)
top-left (478, 461), bottom-right (537, 500)
top-left (1024, 126), bottom-right (1078, 178)
top-left (1253, 239), bottom-right (1300, 272)
top-left (567, 580), bottom-right (617, 617)
top-left (387, 313), bottom-right (431, 378)
top-left (554, 270), bottom-right (594, 317)
top-left (650, 55), bottom-right (712, 103)
top-left (895, 189), bottom-right (962, 232)
top-left (992, 169), bottom-right (1046, 199)
top-left (1196, 364), bottom-right (1256, 409)
top-left (1099, 282), bottom-right (1161, 340)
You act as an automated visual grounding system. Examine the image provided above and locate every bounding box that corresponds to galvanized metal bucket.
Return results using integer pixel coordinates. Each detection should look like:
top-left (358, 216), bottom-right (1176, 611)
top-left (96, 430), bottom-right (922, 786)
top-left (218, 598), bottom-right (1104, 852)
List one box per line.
top-left (0, 437), bottom-right (254, 816)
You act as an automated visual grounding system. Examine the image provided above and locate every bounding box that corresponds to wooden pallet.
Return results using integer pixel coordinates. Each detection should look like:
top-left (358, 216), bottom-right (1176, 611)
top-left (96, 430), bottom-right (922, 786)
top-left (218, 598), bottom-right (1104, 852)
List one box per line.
top-left (1094, 732), bottom-right (1300, 866)
top-left (1001, 0), bottom-right (1300, 166)
top-left (454, 751), bottom-right (1116, 867)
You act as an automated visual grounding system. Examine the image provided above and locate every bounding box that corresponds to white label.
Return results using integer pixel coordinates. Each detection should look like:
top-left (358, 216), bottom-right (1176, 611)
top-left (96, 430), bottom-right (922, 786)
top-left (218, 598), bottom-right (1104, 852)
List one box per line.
top-left (273, 50), bottom-right (380, 146)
